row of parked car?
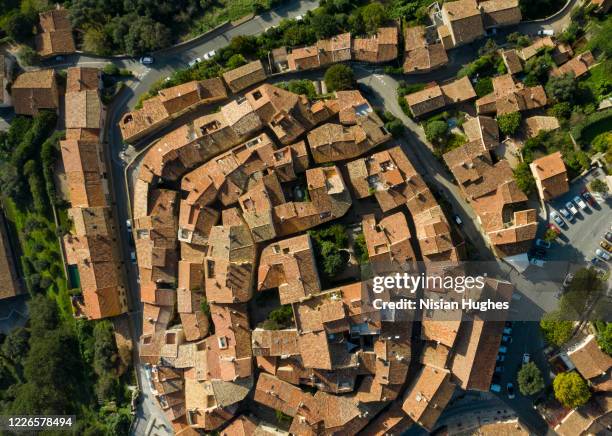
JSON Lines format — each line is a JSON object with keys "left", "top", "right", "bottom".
{"left": 594, "top": 229, "right": 612, "bottom": 264}
{"left": 491, "top": 323, "right": 518, "bottom": 399}
{"left": 550, "top": 188, "right": 597, "bottom": 228}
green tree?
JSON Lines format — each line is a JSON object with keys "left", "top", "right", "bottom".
{"left": 596, "top": 322, "right": 612, "bottom": 355}
{"left": 361, "top": 2, "right": 387, "bottom": 34}
{"left": 353, "top": 233, "right": 369, "bottom": 264}
{"left": 310, "top": 12, "right": 339, "bottom": 39}
{"left": 124, "top": 16, "right": 172, "bottom": 55}
{"left": 553, "top": 371, "right": 591, "bottom": 409}
{"left": 27, "top": 295, "right": 59, "bottom": 337}
{"left": 548, "top": 102, "right": 572, "bottom": 120}
{"left": 498, "top": 112, "right": 522, "bottom": 136}
{"left": 93, "top": 321, "right": 118, "bottom": 376}
{"left": 425, "top": 120, "right": 448, "bottom": 145}
{"left": 588, "top": 17, "right": 612, "bottom": 59}
{"left": 475, "top": 77, "right": 493, "bottom": 97}
{"left": 225, "top": 54, "right": 247, "bottom": 70}
{"left": 546, "top": 73, "right": 577, "bottom": 103}
{"left": 82, "top": 27, "right": 111, "bottom": 55}
{"left": 16, "top": 45, "right": 40, "bottom": 67}
{"left": 324, "top": 64, "right": 354, "bottom": 92}
{"left": 540, "top": 311, "right": 573, "bottom": 346}
{"left": 517, "top": 362, "right": 545, "bottom": 396}
{"left": 2, "top": 327, "right": 30, "bottom": 367}
{"left": 268, "top": 305, "right": 293, "bottom": 327}
{"left": 4, "top": 12, "right": 35, "bottom": 42}
{"left": 590, "top": 179, "right": 608, "bottom": 194}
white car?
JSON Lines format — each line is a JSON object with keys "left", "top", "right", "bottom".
{"left": 139, "top": 56, "right": 154, "bottom": 65}
{"left": 188, "top": 57, "right": 201, "bottom": 67}
{"left": 538, "top": 29, "right": 554, "bottom": 36}
{"left": 550, "top": 211, "right": 565, "bottom": 227}
{"left": 566, "top": 201, "right": 578, "bottom": 215}
{"left": 522, "top": 353, "right": 530, "bottom": 364}
{"left": 203, "top": 50, "right": 216, "bottom": 60}
{"left": 573, "top": 196, "right": 588, "bottom": 211}
{"left": 559, "top": 207, "right": 574, "bottom": 222}
{"left": 595, "top": 248, "right": 610, "bottom": 261}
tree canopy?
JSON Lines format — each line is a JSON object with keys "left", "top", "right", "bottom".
{"left": 553, "top": 371, "right": 591, "bottom": 409}
{"left": 324, "top": 64, "right": 355, "bottom": 92}
{"left": 497, "top": 112, "right": 522, "bottom": 136}
{"left": 540, "top": 311, "right": 574, "bottom": 347}
{"left": 518, "top": 362, "right": 545, "bottom": 396}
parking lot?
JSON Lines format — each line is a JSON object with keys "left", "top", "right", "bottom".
{"left": 544, "top": 167, "right": 611, "bottom": 268}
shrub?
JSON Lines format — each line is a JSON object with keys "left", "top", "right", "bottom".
{"left": 540, "top": 311, "right": 573, "bottom": 346}
{"left": 425, "top": 120, "right": 449, "bottom": 145}
{"left": 546, "top": 73, "right": 578, "bottom": 103}
{"left": 553, "top": 371, "right": 591, "bottom": 409}
{"left": 518, "top": 362, "right": 545, "bottom": 396}
{"left": 17, "top": 46, "right": 40, "bottom": 67}
{"left": 353, "top": 233, "right": 369, "bottom": 264}
{"left": 596, "top": 322, "right": 612, "bottom": 355}
{"left": 543, "top": 228, "right": 558, "bottom": 242}
{"left": 324, "top": 64, "right": 354, "bottom": 92}
{"left": 103, "top": 64, "right": 120, "bottom": 76}
{"left": 513, "top": 162, "right": 536, "bottom": 195}
{"left": 498, "top": 112, "right": 522, "bottom": 136}
{"left": 475, "top": 77, "right": 493, "bottom": 97}
{"left": 590, "top": 179, "right": 608, "bottom": 194}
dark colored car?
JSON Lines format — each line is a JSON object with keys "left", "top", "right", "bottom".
{"left": 581, "top": 189, "right": 597, "bottom": 207}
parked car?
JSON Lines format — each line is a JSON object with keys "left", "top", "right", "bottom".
{"left": 600, "top": 241, "right": 612, "bottom": 253}
{"left": 605, "top": 232, "right": 612, "bottom": 243}
{"left": 496, "top": 354, "right": 506, "bottom": 362}
{"left": 522, "top": 353, "right": 530, "bottom": 364}
{"left": 130, "top": 251, "right": 137, "bottom": 263}
{"left": 203, "top": 50, "right": 216, "bottom": 60}
{"left": 536, "top": 239, "right": 551, "bottom": 248}
{"left": 495, "top": 365, "right": 504, "bottom": 373}
{"left": 538, "top": 29, "right": 554, "bottom": 36}
{"left": 595, "top": 248, "right": 610, "bottom": 261}
{"left": 591, "top": 257, "right": 604, "bottom": 267}
{"left": 549, "top": 223, "right": 562, "bottom": 234}
{"left": 502, "top": 335, "right": 512, "bottom": 344}
{"left": 507, "top": 382, "right": 516, "bottom": 399}
{"left": 560, "top": 207, "right": 574, "bottom": 222}
{"left": 533, "top": 248, "right": 546, "bottom": 258}
{"left": 566, "top": 202, "right": 578, "bottom": 215}
{"left": 574, "top": 196, "right": 588, "bottom": 211}
{"left": 550, "top": 211, "right": 565, "bottom": 228}
{"left": 503, "top": 327, "right": 512, "bottom": 335}
{"left": 498, "top": 345, "right": 508, "bottom": 354}
{"left": 126, "top": 219, "right": 132, "bottom": 234}
{"left": 582, "top": 190, "right": 597, "bottom": 207}
{"left": 139, "top": 56, "right": 154, "bottom": 65}
{"left": 188, "top": 57, "right": 201, "bottom": 67}
{"left": 530, "top": 257, "right": 545, "bottom": 267}
{"left": 453, "top": 215, "right": 463, "bottom": 225}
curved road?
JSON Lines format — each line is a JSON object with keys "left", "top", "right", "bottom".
{"left": 33, "top": 0, "right": 581, "bottom": 434}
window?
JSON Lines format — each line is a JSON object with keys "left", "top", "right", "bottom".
{"left": 207, "top": 260, "right": 215, "bottom": 278}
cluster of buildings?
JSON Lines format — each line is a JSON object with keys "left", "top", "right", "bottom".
{"left": 59, "top": 67, "right": 128, "bottom": 319}
{"left": 129, "top": 75, "right": 520, "bottom": 435}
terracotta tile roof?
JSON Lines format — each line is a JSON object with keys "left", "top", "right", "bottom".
{"left": 222, "top": 60, "right": 267, "bottom": 93}
{"left": 316, "top": 32, "right": 352, "bottom": 65}
{"left": 463, "top": 115, "right": 499, "bottom": 151}
{"left": 287, "top": 46, "right": 321, "bottom": 71}
{"left": 478, "top": 418, "right": 530, "bottom": 435}
{"left": 441, "top": 0, "right": 484, "bottom": 47}
{"left": 401, "top": 365, "right": 455, "bottom": 431}
{"left": 450, "top": 306, "right": 509, "bottom": 391}
{"left": 362, "top": 401, "right": 414, "bottom": 435}
{"left": 120, "top": 78, "right": 227, "bottom": 143}
{"left": 362, "top": 212, "right": 416, "bottom": 274}
{"left": 403, "top": 26, "right": 449, "bottom": 73}
{"left": 0, "top": 213, "right": 21, "bottom": 299}
{"left": 480, "top": 0, "right": 522, "bottom": 28}
{"left": 60, "top": 139, "right": 106, "bottom": 208}
{"left": 353, "top": 27, "right": 399, "bottom": 63}
{"left": 12, "top": 69, "right": 59, "bottom": 116}
{"left": 65, "top": 90, "right": 102, "bottom": 129}
{"left": 66, "top": 67, "right": 100, "bottom": 92}
{"left": 252, "top": 329, "right": 300, "bottom": 357}
{"left": 257, "top": 234, "right": 321, "bottom": 304}
{"left": 523, "top": 115, "right": 560, "bottom": 138}
{"left": 219, "top": 415, "right": 258, "bottom": 436}
{"left": 315, "top": 390, "right": 365, "bottom": 432}
{"left": 501, "top": 49, "right": 523, "bottom": 75}
{"left": 520, "top": 37, "right": 556, "bottom": 60}
{"left": 254, "top": 373, "right": 322, "bottom": 424}
{"left": 204, "top": 223, "right": 256, "bottom": 303}
{"left": 554, "top": 394, "right": 612, "bottom": 436}
{"left": 441, "top": 76, "right": 477, "bottom": 104}
{"left": 568, "top": 335, "right": 612, "bottom": 381}
{"left": 476, "top": 75, "right": 546, "bottom": 115}
{"left": 551, "top": 51, "right": 596, "bottom": 78}
{"left": 36, "top": 7, "right": 75, "bottom": 57}
{"left": 529, "top": 151, "right": 568, "bottom": 201}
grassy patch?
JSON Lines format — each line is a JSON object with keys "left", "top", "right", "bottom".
{"left": 188, "top": 0, "right": 264, "bottom": 38}
{"left": 579, "top": 61, "right": 612, "bottom": 104}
